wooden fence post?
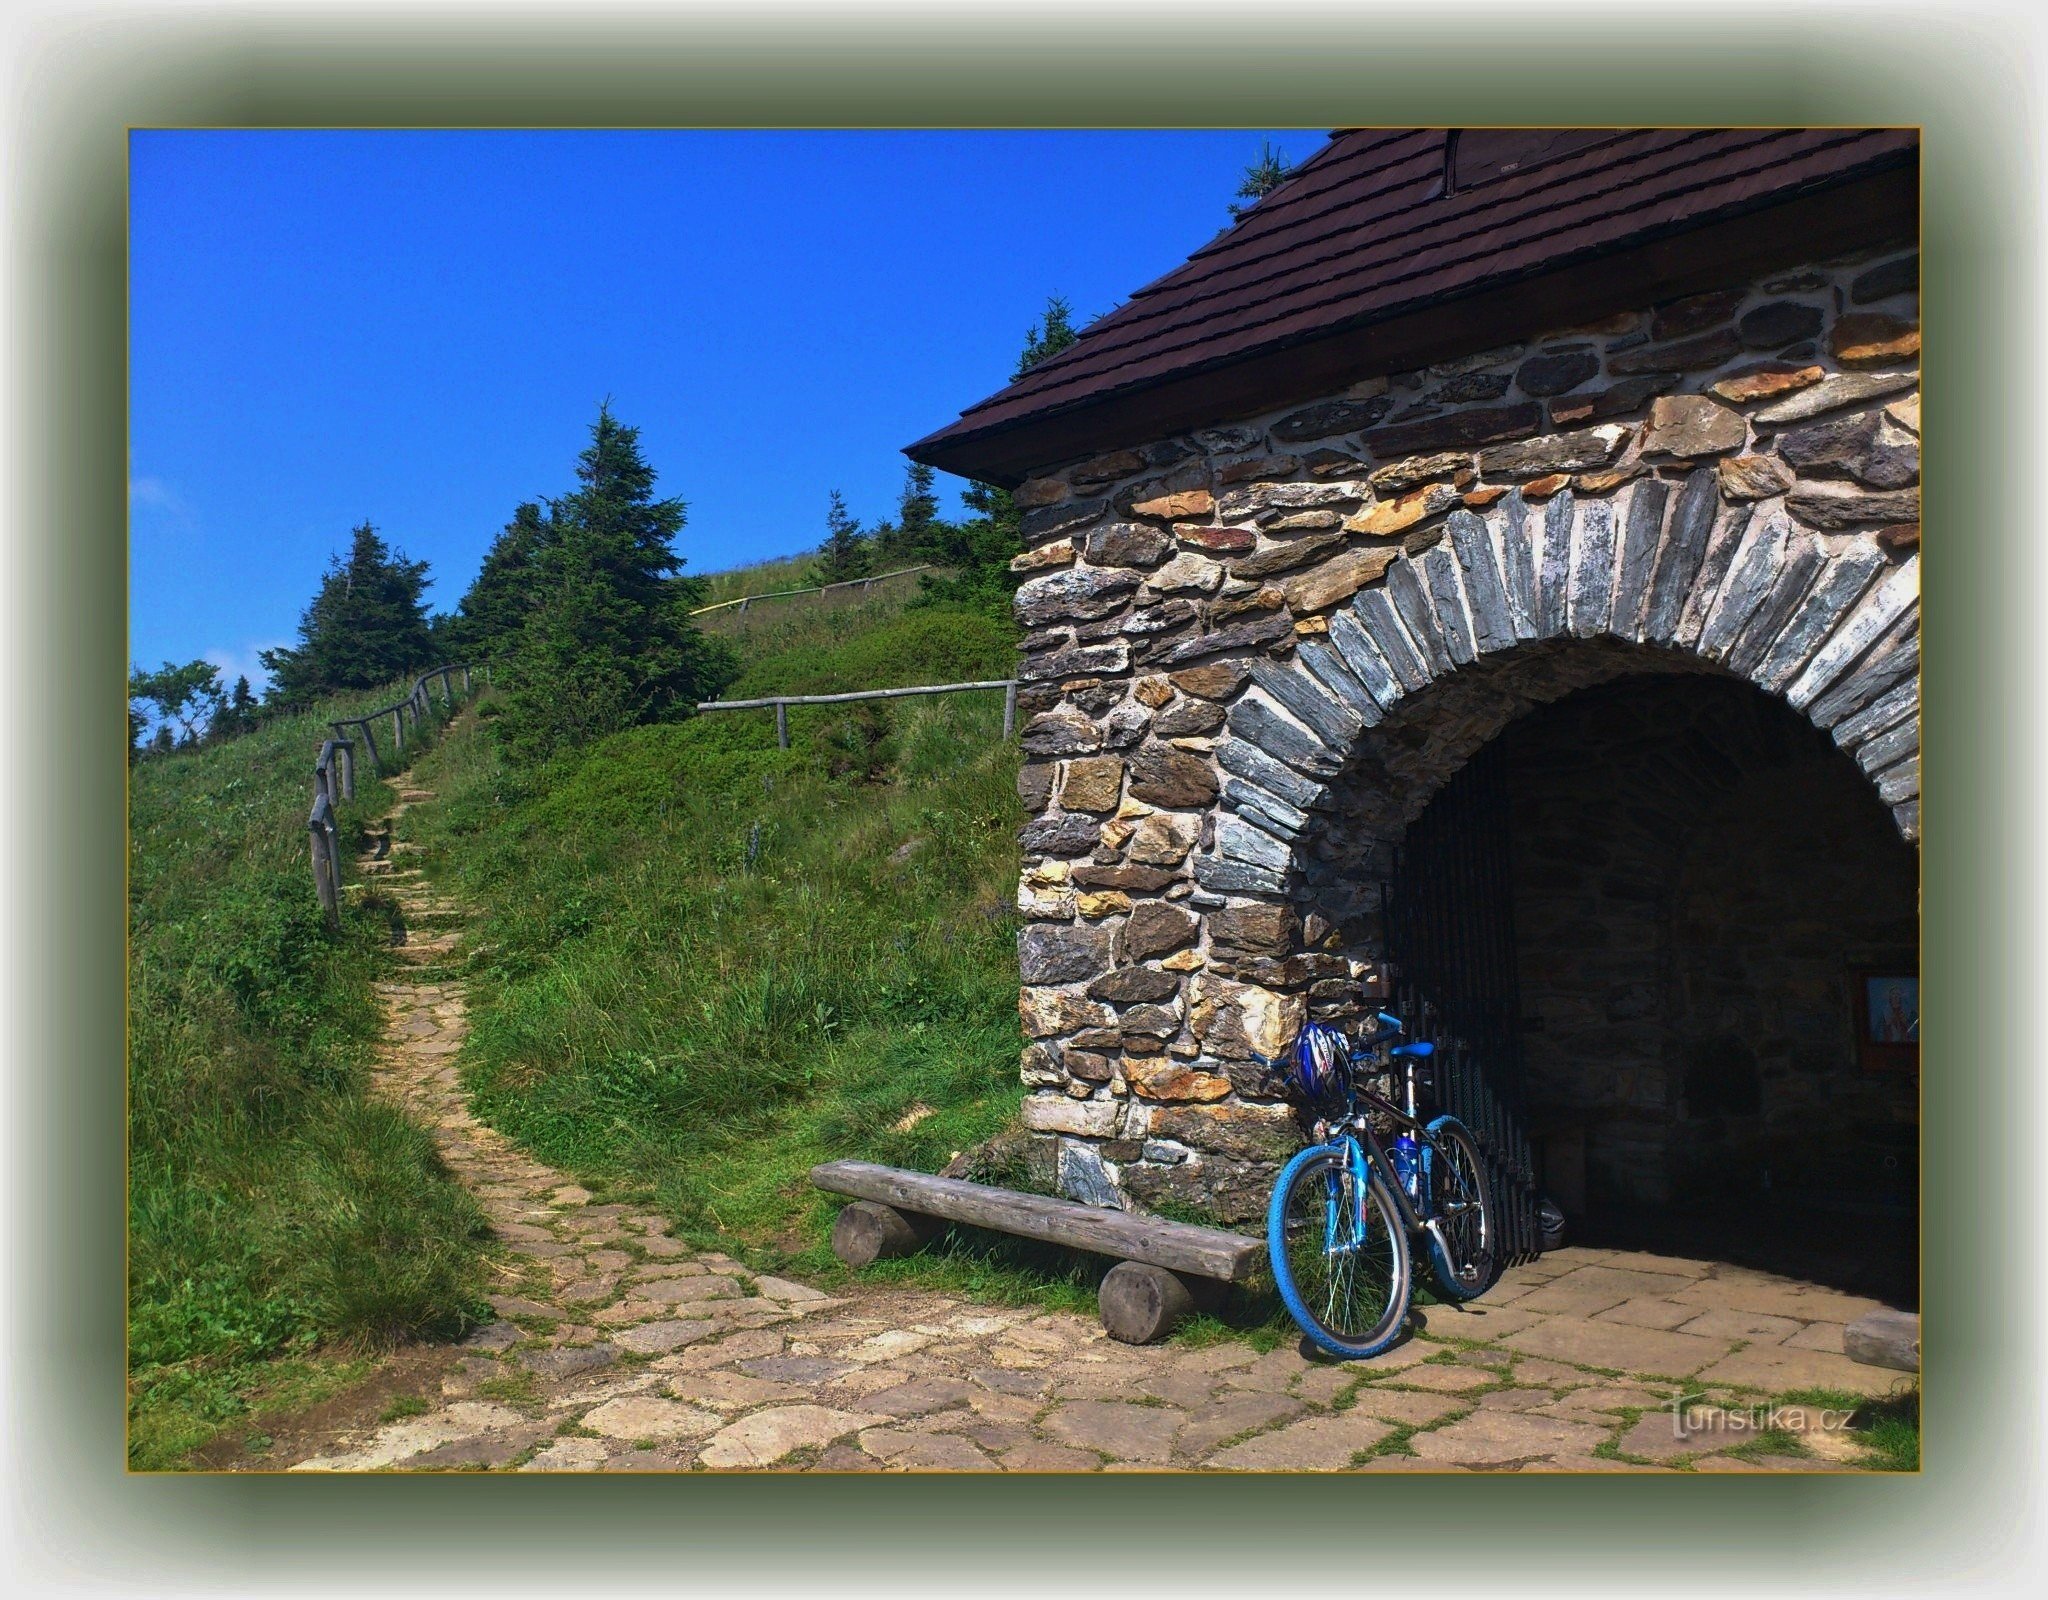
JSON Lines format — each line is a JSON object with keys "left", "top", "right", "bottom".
{"left": 1003, "top": 680, "right": 1018, "bottom": 740}
{"left": 463, "top": 665, "right": 473, "bottom": 693}
{"left": 308, "top": 808, "right": 339, "bottom": 928}
{"left": 339, "top": 740, "right": 355, "bottom": 799}
{"left": 393, "top": 707, "right": 404, "bottom": 752}
{"left": 775, "top": 701, "right": 789, "bottom": 749}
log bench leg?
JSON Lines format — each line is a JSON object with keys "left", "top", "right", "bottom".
{"left": 1098, "top": 1261, "right": 1219, "bottom": 1345}
{"left": 830, "top": 1201, "right": 944, "bottom": 1268}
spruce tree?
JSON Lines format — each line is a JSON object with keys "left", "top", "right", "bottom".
{"left": 895, "top": 462, "right": 940, "bottom": 558}
{"left": 812, "top": 490, "right": 872, "bottom": 584}
{"left": 495, "top": 404, "right": 735, "bottom": 763}
{"left": 448, "top": 500, "right": 555, "bottom": 659}
{"left": 1229, "top": 141, "right": 1295, "bottom": 220}
{"left": 260, "top": 523, "right": 436, "bottom": 703}
{"left": 208, "top": 674, "right": 260, "bottom": 741}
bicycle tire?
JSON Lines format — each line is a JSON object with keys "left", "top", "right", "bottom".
{"left": 1266, "top": 1140, "right": 1412, "bottom": 1360}
{"left": 1423, "top": 1114, "right": 1497, "bottom": 1300}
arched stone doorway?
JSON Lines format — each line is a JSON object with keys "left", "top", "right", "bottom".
{"left": 1014, "top": 466, "right": 1920, "bottom": 1270}
{"left": 1364, "top": 668, "right": 1919, "bottom": 1295}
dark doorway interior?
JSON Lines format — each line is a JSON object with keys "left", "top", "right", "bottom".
{"left": 1391, "top": 673, "right": 1919, "bottom": 1304}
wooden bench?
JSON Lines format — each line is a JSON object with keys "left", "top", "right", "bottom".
{"left": 810, "top": 1160, "right": 1266, "bottom": 1344}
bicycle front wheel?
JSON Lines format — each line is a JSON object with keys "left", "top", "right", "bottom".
{"left": 1267, "top": 1141, "right": 1412, "bottom": 1360}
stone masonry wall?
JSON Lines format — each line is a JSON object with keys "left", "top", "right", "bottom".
{"left": 1004, "top": 244, "right": 1921, "bottom": 1222}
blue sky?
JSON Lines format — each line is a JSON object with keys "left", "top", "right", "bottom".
{"left": 129, "top": 129, "right": 1312, "bottom": 689}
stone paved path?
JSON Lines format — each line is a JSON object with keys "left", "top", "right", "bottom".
{"left": 273, "top": 774, "right": 1913, "bottom": 1474}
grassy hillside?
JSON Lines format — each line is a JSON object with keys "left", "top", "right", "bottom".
{"left": 126, "top": 693, "right": 490, "bottom": 1468}
{"left": 397, "top": 602, "right": 1043, "bottom": 1287}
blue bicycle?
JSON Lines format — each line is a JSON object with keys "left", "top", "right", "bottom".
{"left": 1266, "top": 1011, "right": 1497, "bottom": 1359}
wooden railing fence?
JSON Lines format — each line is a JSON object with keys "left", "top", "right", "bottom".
{"left": 306, "top": 663, "right": 477, "bottom": 926}
{"left": 696, "top": 677, "right": 1020, "bottom": 747}
{"left": 306, "top": 661, "right": 1015, "bottom": 919}
{"left": 687, "top": 564, "right": 934, "bottom": 618}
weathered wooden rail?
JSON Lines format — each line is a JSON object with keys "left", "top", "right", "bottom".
{"left": 306, "top": 663, "right": 476, "bottom": 926}
{"left": 812, "top": 1160, "right": 1266, "bottom": 1343}
{"left": 687, "top": 564, "right": 934, "bottom": 618}
{"left": 697, "top": 678, "right": 1020, "bottom": 748}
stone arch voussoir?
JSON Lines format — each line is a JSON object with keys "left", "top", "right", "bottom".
{"left": 1208, "top": 470, "right": 1921, "bottom": 941}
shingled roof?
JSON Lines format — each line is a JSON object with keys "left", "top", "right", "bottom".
{"left": 908, "top": 127, "right": 1918, "bottom": 485}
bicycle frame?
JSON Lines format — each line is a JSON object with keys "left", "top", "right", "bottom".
{"left": 1314, "top": 1047, "right": 1469, "bottom": 1268}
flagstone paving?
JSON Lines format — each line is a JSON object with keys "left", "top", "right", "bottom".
{"left": 264, "top": 769, "right": 1915, "bottom": 1475}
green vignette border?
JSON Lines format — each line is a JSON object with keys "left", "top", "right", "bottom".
{"left": 15, "top": 2, "right": 2032, "bottom": 1592}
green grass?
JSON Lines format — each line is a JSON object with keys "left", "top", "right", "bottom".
{"left": 694, "top": 551, "right": 825, "bottom": 607}
{"left": 400, "top": 606, "right": 1031, "bottom": 1281}
{"left": 1777, "top": 1384, "right": 1920, "bottom": 1471}
{"left": 127, "top": 688, "right": 493, "bottom": 1469}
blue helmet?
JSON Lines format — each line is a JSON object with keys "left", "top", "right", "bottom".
{"left": 1291, "top": 1021, "right": 1350, "bottom": 1108}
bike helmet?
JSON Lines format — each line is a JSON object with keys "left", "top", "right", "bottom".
{"left": 1290, "top": 1021, "right": 1351, "bottom": 1109}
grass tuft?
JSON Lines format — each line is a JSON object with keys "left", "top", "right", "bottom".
{"left": 128, "top": 690, "right": 492, "bottom": 1467}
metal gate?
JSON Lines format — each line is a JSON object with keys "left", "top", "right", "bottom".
{"left": 1385, "top": 738, "right": 1546, "bottom": 1266}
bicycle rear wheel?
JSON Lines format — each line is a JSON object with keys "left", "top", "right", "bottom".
{"left": 1266, "top": 1141, "right": 1411, "bottom": 1360}
{"left": 1423, "top": 1114, "right": 1497, "bottom": 1299}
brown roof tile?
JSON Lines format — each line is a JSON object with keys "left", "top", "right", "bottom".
{"left": 909, "top": 128, "right": 1917, "bottom": 483}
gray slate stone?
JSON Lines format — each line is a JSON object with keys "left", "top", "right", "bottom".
{"left": 1247, "top": 659, "right": 1363, "bottom": 749}
{"left": 1672, "top": 505, "right": 1754, "bottom": 649}
{"left": 1873, "top": 753, "right": 1919, "bottom": 803}
{"left": 1216, "top": 813, "right": 1292, "bottom": 872}
{"left": 1271, "top": 396, "right": 1393, "bottom": 442}
{"left": 1421, "top": 543, "right": 1476, "bottom": 665}
{"left": 1384, "top": 558, "right": 1453, "bottom": 674}
{"left": 1536, "top": 489, "right": 1574, "bottom": 638}
{"left": 1325, "top": 607, "right": 1402, "bottom": 708}
{"left": 1058, "top": 1141, "right": 1124, "bottom": 1208}
{"left": 1787, "top": 557, "right": 1920, "bottom": 710}
{"left": 1516, "top": 348, "right": 1600, "bottom": 396}
{"left": 1347, "top": 589, "right": 1430, "bottom": 692}
{"left": 1151, "top": 608, "right": 1294, "bottom": 666}
{"left": 1808, "top": 611, "right": 1918, "bottom": 725}
{"left": 1778, "top": 412, "right": 1919, "bottom": 490}
{"left": 1698, "top": 512, "right": 1789, "bottom": 660}
{"left": 1018, "top": 925, "right": 1113, "bottom": 985}
{"left": 1850, "top": 254, "right": 1918, "bottom": 304}
{"left": 1727, "top": 534, "right": 1826, "bottom": 679}
{"left": 1786, "top": 482, "right": 1921, "bottom": 531}
{"left": 1293, "top": 637, "right": 1378, "bottom": 724}
{"left": 1216, "top": 735, "right": 1326, "bottom": 810}
{"left": 1014, "top": 565, "right": 1140, "bottom": 626}
{"left": 1856, "top": 717, "right": 1918, "bottom": 774}
{"left": 1755, "top": 545, "right": 1886, "bottom": 691}
{"left": 1566, "top": 496, "right": 1616, "bottom": 638}
{"left": 1222, "top": 778, "right": 1309, "bottom": 840}
{"left": 1495, "top": 491, "right": 1537, "bottom": 638}
{"left": 1753, "top": 370, "right": 1916, "bottom": 425}
{"left": 1608, "top": 477, "right": 1670, "bottom": 637}
{"left": 1448, "top": 509, "right": 1515, "bottom": 653}
{"left": 1641, "top": 469, "right": 1721, "bottom": 644}
{"left": 1020, "top": 497, "right": 1109, "bottom": 543}
{"left": 1019, "top": 813, "right": 1102, "bottom": 858}
{"left": 1017, "top": 641, "right": 1129, "bottom": 682}
{"left": 1193, "top": 853, "right": 1288, "bottom": 896}
{"left": 1830, "top": 678, "right": 1919, "bottom": 752}
{"left": 1227, "top": 694, "right": 1343, "bottom": 777}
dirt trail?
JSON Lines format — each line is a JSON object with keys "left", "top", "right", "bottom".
{"left": 256, "top": 773, "right": 1898, "bottom": 1474}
